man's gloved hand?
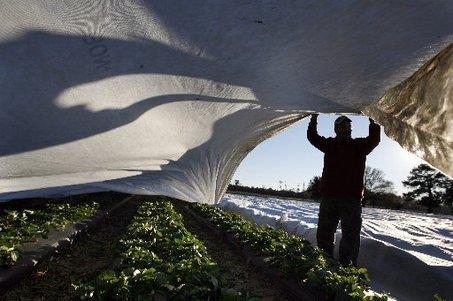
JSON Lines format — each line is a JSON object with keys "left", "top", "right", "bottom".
{"left": 369, "top": 117, "right": 376, "bottom": 124}
{"left": 311, "top": 113, "right": 319, "bottom": 122}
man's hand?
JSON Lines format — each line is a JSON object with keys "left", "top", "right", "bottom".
{"left": 310, "top": 114, "right": 319, "bottom": 122}
{"left": 369, "top": 117, "right": 376, "bottom": 124}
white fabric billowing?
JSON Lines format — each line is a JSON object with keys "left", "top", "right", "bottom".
{"left": 0, "top": 1, "right": 452, "bottom": 203}
{"left": 364, "top": 45, "right": 453, "bottom": 176}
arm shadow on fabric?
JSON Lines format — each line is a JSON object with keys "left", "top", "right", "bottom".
{"left": 0, "top": 30, "right": 352, "bottom": 156}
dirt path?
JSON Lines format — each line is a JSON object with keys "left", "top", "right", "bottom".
{"left": 2, "top": 195, "right": 141, "bottom": 301}
{"left": 172, "top": 200, "right": 288, "bottom": 301}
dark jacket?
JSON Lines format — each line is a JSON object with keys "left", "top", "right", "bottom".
{"left": 307, "top": 119, "right": 380, "bottom": 199}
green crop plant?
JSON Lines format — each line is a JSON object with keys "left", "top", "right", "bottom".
{"left": 74, "top": 198, "right": 221, "bottom": 300}
{"left": 0, "top": 202, "right": 99, "bottom": 267}
{"left": 191, "top": 203, "right": 390, "bottom": 301}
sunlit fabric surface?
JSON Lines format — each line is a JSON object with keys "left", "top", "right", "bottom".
{"left": 0, "top": 1, "right": 452, "bottom": 203}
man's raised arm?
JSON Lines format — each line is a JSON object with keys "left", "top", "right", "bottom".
{"left": 307, "top": 114, "right": 329, "bottom": 153}
{"left": 360, "top": 118, "right": 381, "bottom": 155}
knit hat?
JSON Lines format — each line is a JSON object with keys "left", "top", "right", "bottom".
{"left": 334, "top": 115, "right": 352, "bottom": 126}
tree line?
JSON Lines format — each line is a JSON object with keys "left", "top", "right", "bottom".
{"left": 229, "top": 164, "right": 453, "bottom": 214}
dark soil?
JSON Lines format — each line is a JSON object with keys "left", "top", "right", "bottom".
{"left": 1, "top": 195, "right": 141, "bottom": 301}
{"left": 2, "top": 195, "right": 289, "bottom": 300}
{"left": 172, "top": 200, "right": 288, "bottom": 301}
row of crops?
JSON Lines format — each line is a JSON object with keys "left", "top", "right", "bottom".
{"left": 73, "top": 199, "right": 222, "bottom": 300}
{"left": 0, "top": 201, "right": 100, "bottom": 266}
{"left": 190, "top": 203, "right": 389, "bottom": 301}
{"left": 1, "top": 195, "right": 391, "bottom": 300}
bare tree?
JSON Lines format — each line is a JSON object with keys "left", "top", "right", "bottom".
{"left": 364, "top": 166, "right": 394, "bottom": 193}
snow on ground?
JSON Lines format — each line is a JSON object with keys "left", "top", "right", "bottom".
{"left": 219, "top": 193, "right": 453, "bottom": 301}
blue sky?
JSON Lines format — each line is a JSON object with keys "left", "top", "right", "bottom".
{"left": 232, "top": 114, "right": 425, "bottom": 195}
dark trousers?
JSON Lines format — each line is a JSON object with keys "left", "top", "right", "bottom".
{"left": 316, "top": 198, "right": 362, "bottom": 266}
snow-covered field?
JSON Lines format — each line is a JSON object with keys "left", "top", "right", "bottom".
{"left": 219, "top": 193, "right": 453, "bottom": 301}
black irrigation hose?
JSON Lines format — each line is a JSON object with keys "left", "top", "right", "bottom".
{"left": 0, "top": 195, "right": 135, "bottom": 294}
{"left": 179, "top": 203, "right": 327, "bottom": 301}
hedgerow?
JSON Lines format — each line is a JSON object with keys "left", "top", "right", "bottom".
{"left": 191, "top": 203, "right": 390, "bottom": 301}
{"left": 0, "top": 202, "right": 99, "bottom": 267}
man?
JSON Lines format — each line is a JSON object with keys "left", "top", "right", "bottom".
{"left": 307, "top": 114, "right": 380, "bottom": 266}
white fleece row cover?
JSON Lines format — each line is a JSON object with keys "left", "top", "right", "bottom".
{"left": 0, "top": 1, "right": 452, "bottom": 203}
